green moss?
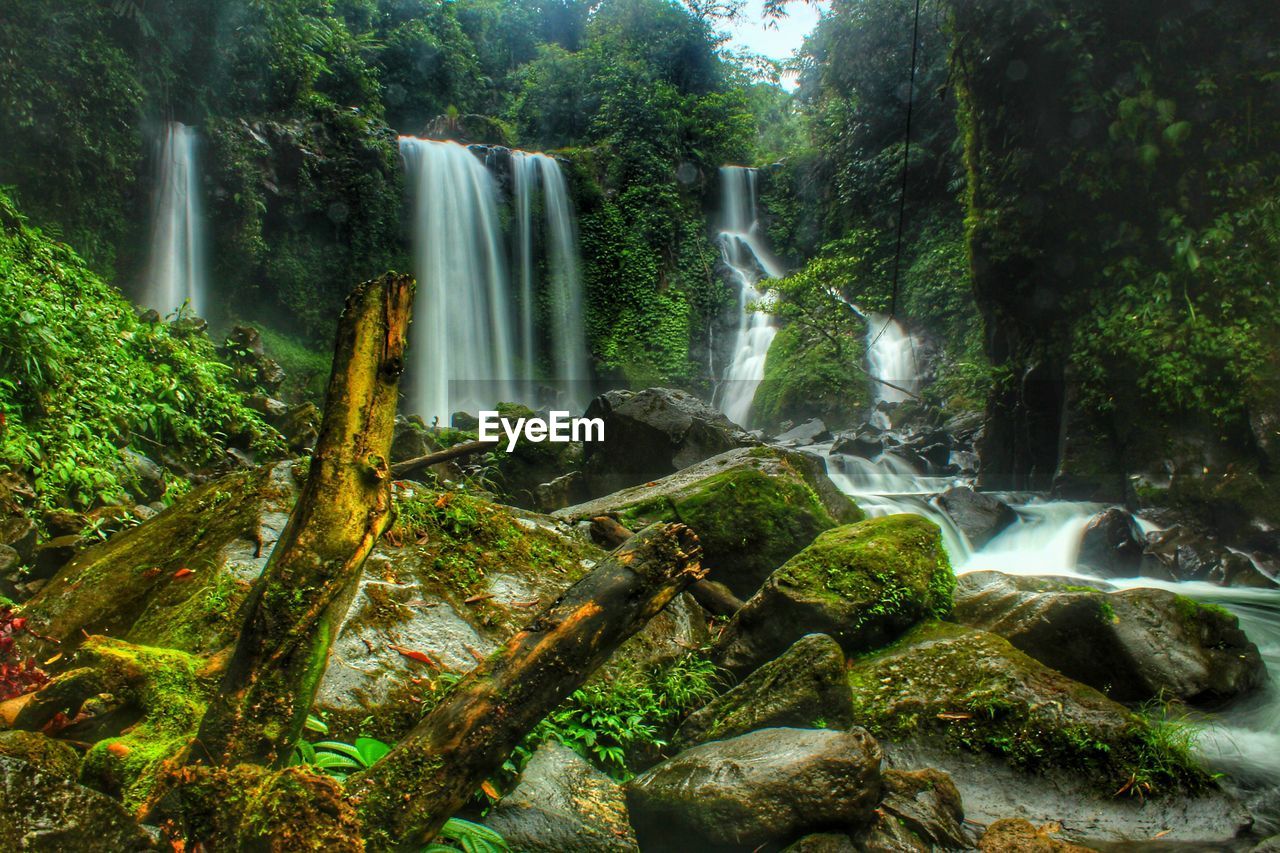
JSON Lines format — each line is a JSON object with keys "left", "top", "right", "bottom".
{"left": 779, "top": 515, "right": 953, "bottom": 622}
{"left": 846, "top": 621, "right": 1205, "bottom": 794}
{"left": 753, "top": 323, "right": 870, "bottom": 431}
{"left": 0, "top": 730, "right": 81, "bottom": 778}
{"left": 77, "top": 638, "right": 211, "bottom": 814}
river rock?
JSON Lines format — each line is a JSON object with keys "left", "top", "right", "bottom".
{"left": 625, "top": 727, "right": 883, "bottom": 851}
{"left": 978, "top": 818, "right": 1094, "bottom": 852}
{"left": 673, "top": 633, "right": 853, "bottom": 750}
{"left": 0, "top": 756, "right": 155, "bottom": 851}
{"left": 0, "top": 515, "right": 36, "bottom": 565}
{"left": 831, "top": 430, "right": 885, "bottom": 459}
{"left": 935, "top": 486, "right": 1017, "bottom": 549}
{"left": 953, "top": 571, "right": 1265, "bottom": 704}
{"left": 782, "top": 834, "right": 856, "bottom": 852}
{"left": 854, "top": 768, "right": 970, "bottom": 851}
{"left": 485, "top": 742, "right": 638, "bottom": 853}
{"left": 774, "top": 419, "right": 831, "bottom": 446}
{"left": 581, "top": 388, "right": 755, "bottom": 496}
{"left": 0, "top": 732, "right": 81, "bottom": 779}
{"left": 558, "top": 445, "right": 861, "bottom": 597}
{"left": 1077, "top": 508, "right": 1146, "bottom": 577}
{"left": 714, "top": 515, "right": 952, "bottom": 676}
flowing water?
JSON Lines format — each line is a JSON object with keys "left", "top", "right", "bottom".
{"left": 400, "top": 138, "right": 517, "bottom": 423}
{"left": 144, "top": 122, "right": 207, "bottom": 317}
{"left": 715, "top": 166, "right": 785, "bottom": 427}
{"left": 809, "top": 315, "right": 1280, "bottom": 835}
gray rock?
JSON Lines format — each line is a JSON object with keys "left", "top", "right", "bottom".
{"left": 0, "top": 515, "right": 37, "bottom": 563}
{"left": 625, "top": 727, "right": 883, "bottom": 852}
{"left": 581, "top": 388, "right": 755, "bottom": 496}
{"left": 953, "top": 571, "right": 1265, "bottom": 704}
{"left": 831, "top": 430, "right": 885, "bottom": 459}
{"left": 781, "top": 833, "right": 857, "bottom": 852}
{"left": 0, "top": 756, "right": 155, "bottom": 850}
{"left": 935, "top": 486, "right": 1017, "bottom": 549}
{"left": 0, "top": 732, "right": 81, "bottom": 779}
{"left": 485, "top": 742, "right": 638, "bottom": 852}
{"left": 1077, "top": 508, "right": 1146, "bottom": 577}
{"left": 774, "top": 419, "right": 831, "bottom": 446}
{"left": 1252, "top": 835, "right": 1280, "bottom": 853}
{"left": 0, "top": 543, "right": 19, "bottom": 574}
{"left": 673, "top": 634, "right": 853, "bottom": 750}
{"left": 122, "top": 449, "right": 166, "bottom": 503}
{"left": 855, "top": 768, "right": 969, "bottom": 851}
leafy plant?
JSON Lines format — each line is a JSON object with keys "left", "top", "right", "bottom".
{"left": 422, "top": 818, "right": 509, "bottom": 853}
{"left": 290, "top": 733, "right": 390, "bottom": 782}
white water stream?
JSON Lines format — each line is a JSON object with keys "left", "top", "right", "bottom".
{"left": 143, "top": 122, "right": 207, "bottom": 317}
{"left": 715, "top": 166, "right": 785, "bottom": 427}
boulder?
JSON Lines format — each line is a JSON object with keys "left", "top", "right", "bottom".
{"left": 625, "top": 727, "right": 883, "bottom": 852}
{"left": 0, "top": 756, "right": 155, "bottom": 850}
{"left": 275, "top": 402, "right": 321, "bottom": 453}
{"left": 953, "top": 571, "right": 1265, "bottom": 704}
{"left": 854, "top": 768, "right": 970, "bottom": 851}
{"left": 935, "top": 487, "right": 1017, "bottom": 549}
{"left": 557, "top": 446, "right": 861, "bottom": 597}
{"left": 0, "top": 732, "right": 81, "bottom": 779}
{"left": 29, "top": 535, "right": 82, "bottom": 581}
{"left": 485, "top": 742, "right": 638, "bottom": 852}
{"left": 581, "top": 388, "right": 755, "bottom": 496}
{"left": 774, "top": 419, "right": 831, "bottom": 446}
{"left": 781, "top": 834, "right": 857, "bottom": 852}
{"left": 978, "top": 818, "right": 1094, "bottom": 852}
{"left": 673, "top": 634, "right": 853, "bottom": 750}
{"left": 1252, "top": 835, "right": 1280, "bottom": 853}
{"left": 845, "top": 621, "right": 1206, "bottom": 792}
{"left": 0, "top": 544, "right": 20, "bottom": 575}
{"left": 1077, "top": 508, "right": 1145, "bottom": 577}
{"left": 831, "top": 430, "right": 885, "bottom": 459}
{"left": 488, "top": 403, "right": 584, "bottom": 508}
{"left": 0, "top": 516, "right": 37, "bottom": 564}
{"left": 714, "top": 515, "right": 953, "bottom": 676}
{"left": 122, "top": 449, "right": 166, "bottom": 503}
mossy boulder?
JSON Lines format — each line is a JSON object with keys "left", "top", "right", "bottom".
{"left": 714, "top": 514, "right": 952, "bottom": 676}
{"left": 558, "top": 446, "right": 862, "bottom": 597}
{"left": 953, "top": 571, "right": 1266, "bottom": 705}
{"left": 0, "top": 755, "right": 155, "bottom": 851}
{"left": 0, "top": 731, "right": 81, "bottom": 779}
{"left": 845, "top": 621, "right": 1205, "bottom": 793}
{"left": 625, "top": 727, "right": 883, "bottom": 852}
{"left": 672, "top": 634, "right": 853, "bottom": 750}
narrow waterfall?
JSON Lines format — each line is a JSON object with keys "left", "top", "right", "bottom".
{"left": 512, "top": 152, "right": 588, "bottom": 412}
{"left": 864, "top": 314, "right": 919, "bottom": 408}
{"left": 400, "top": 138, "right": 517, "bottom": 423}
{"left": 715, "top": 165, "right": 785, "bottom": 427}
{"left": 144, "top": 122, "right": 206, "bottom": 317}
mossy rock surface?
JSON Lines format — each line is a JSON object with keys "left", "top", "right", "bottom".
{"left": 845, "top": 621, "right": 1205, "bottom": 793}
{"left": 673, "top": 633, "right": 852, "bottom": 750}
{"left": 953, "top": 571, "right": 1265, "bottom": 705}
{"left": 0, "top": 730, "right": 81, "bottom": 779}
{"left": 0, "top": 755, "right": 155, "bottom": 851}
{"left": 715, "top": 514, "right": 952, "bottom": 675}
{"left": 558, "top": 446, "right": 862, "bottom": 597}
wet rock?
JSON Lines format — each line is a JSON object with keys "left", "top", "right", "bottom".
{"left": 1252, "top": 835, "right": 1280, "bottom": 853}
{"left": 0, "top": 755, "right": 155, "bottom": 850}
{"left": 485, "top": 742, "right": 638, "bottom": 853}
{"left": 846, "top": 621, "right": 1209, "bottom": 792}
{"left": 533, "top": 471, "right": 588, "bottom": 513}
{"left": 30, "top": 535, "right": 82, "bottom": 581}
{"left": 625, "top": 727, "right": 882, "bottom": 852}
{"left": 41, "top": 508, "right": 86, "bottom": 538}
{"left": 673, "top": 634, "right": 853, "bottom": 750}
{"left": 0, "top": 544, "right": 20, "bottom": 575}
{"left": 936, "top": 487, "right": 1017, "bottom": 549}
{"left": 219, "top": 325, "right": 284, "bottom": 393}
{"left": 831, "top": 430, "right": 884, "bottom": 459}
{"left": 0, "top": 516, "right": 37, "bottom": 564}
{"left": 1210, "top": 550, "right": 1279, "bottom": 588}
{"left": 246, "top": 395, "right": 289, "bottom": 420}
{"left": 782, "top": 833, "right": 856, "bottom": 852}
{"left": 581, "top": 388, "right": 755, "bottom": 496}
{"left": 714, "top": 515, "right": 952, "bottom": 676}
{"left": 978, "top": 818, "right": 1094, "bottom": 852}
{"left": 952, "top": 571, "right": 1265, "bottom": 705}
{"left": 1077, "top": 508, "right": 1146, "bottom": 577}
{"left": 124, "top": 451, "right": 169, "bottom": 504}
{"left": 0, "top": 732, "right": 81, "bottom": 779}
{"left": 487, "top": 403, "right": 584, "bottom": 508}
{"left": 774, "top": 419, "right": 831, "bottom": 446}
{"left": 854, "top": 768, "right": 970, "bottom": 851}
{"left": 558, "top": 446, "right": 861, "bottom": 598}
{"left": 391, "top": 415, "right": 431, "bottom": 463}
{"left": 275, "top": 402, "right": 320, "bottom": 453}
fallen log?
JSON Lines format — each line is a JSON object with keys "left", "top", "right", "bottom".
{"left": 193, "top": 272, "right": 415, "bottom": 768}
{"left": 389, "top": 437, "right": 499, "bottom": 478}
{"left": 345, "top": 521, "right": 704, "bottom": 850}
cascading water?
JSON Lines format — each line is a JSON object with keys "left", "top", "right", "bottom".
{"left": 715, "top": 166, "right": 786, "bottom": 427}
{"left": 400, "top": 138, "right": 517, "bottom": 423}
{"left": 512, "top": 152, "right": 588, "bottom": 411}
{"left": 143, "top": 122, "right": 206, "bottom": 317}
{"left": 512, "top": 153, "right": 538, "bottom": 403}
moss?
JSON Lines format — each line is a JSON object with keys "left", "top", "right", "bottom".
{"left": 753, "top": 324, "right": 870, "bottom": 431}
{"left": 846, "top": 621, "right": 1206, "bottom": 794}
{"left": 0, "top": 730, "right": 81, "bottom": 779}
{"left": 239, "top": 767, "right": 363, "bottom": 851}
{"left": 1172, "top": 594, "right": 1232, "bottom": 624}
{"left": 77, "top": 638, "right": 212, "bottom": 814}
{"left": 778, "top": 515, "right": 953, "bottom": 622}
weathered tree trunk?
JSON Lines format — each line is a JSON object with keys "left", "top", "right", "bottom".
{"left": 389, "top": 437, "right": 499, "bottom": 478}
{"left": 345, "top": 522, "right": 704, "bottom": 850}
{"left": 193, "top": 273, "right": 415, "bottom": 768}
{"left": 591, "top": 516, "right": 743, "bottom": 615}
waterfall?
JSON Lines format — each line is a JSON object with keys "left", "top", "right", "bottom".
{"left": 715, "top": 166, "right": 785, "bottom": 428}
{"left": 512, "top": 152, "right": 588, "bottom": 412}
{"left": 144, "top": 122, "right": 206, "bottom": 317}
{"left": 400, "top": 138, "right": 517, "bottom": 423}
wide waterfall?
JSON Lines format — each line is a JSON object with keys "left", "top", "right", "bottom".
{"left": 400, "top": 138, "right": 517, "bottom": 423}
{"left": 511, "top": 152, "right": 588, "bottom": 411}
{"left": 715, "top": 165, "right": 785, "bottom": 427}
{"left": 143, "top": 122, "right": 206, "bottom": 317}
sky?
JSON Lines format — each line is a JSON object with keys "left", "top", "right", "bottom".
{"left": 724, "top": 0, "right": 826, "bottom": 87}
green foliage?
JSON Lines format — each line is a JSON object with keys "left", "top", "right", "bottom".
{"left": 522, "top": 653, "right": 721, "bottom": 780}
{"left": 0, "top": 190, "right": 279, "bottom": 510}
{"left": 424, "top": 818, "right": 510, "bottom": 853}
{"left": 290, "top": 735, "right": 391, "bottom": 781}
